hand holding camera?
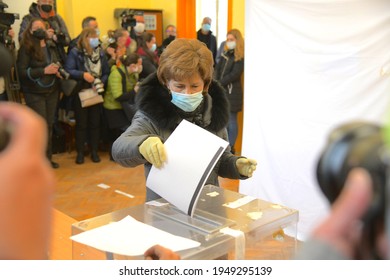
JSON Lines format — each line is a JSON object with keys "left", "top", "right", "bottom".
{"left": 316, "top": 122, "right": 388, "bottom": 259}
{"left": 44, "top": 63, "right": 59, "bottom": 75}
{"left": 93, "top": 78, "right": 104, "bottom": 93}
{"left": 83, "top": 73, "right": 104, "bottom": 93}
{"left": 46, "top": 28, "right": 55, "bottom": 40}
{"left": 83, "top": 72, "right": 94, "bottom": 83}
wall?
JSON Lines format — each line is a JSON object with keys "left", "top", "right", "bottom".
{"left": 9, "top": 1, "right": 240, "bottom": 43}
{"left": 232, "top": 0, "right": 245, "bottom": 35}
{"left": 57, "top": 0, "right": 177, "bottom": 40}
{"left": 6, "top": 1, "right": 31, "bottom": 48}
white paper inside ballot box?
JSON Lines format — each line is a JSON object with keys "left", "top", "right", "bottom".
{"left": 147, "top": 120, "right": 229, "bottom": 216}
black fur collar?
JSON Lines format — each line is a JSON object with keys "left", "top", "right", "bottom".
{"left": 136, "top": 73, "right": 230, "bottom": 132}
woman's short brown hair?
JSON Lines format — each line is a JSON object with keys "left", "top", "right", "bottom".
{"left": 157, "top": 38, "right": 213, "bottom": 89}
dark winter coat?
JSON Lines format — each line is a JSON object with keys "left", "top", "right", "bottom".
{"left": 65, "top": 47, "right": 110, "bottom": 92}
{"left": 214, "top": 50, "right": 244, "bottom": 113}
{"left": 17, "top": 43, "right": 60, "bottom": 95}
{"left": 19, "top": 3, "right": 71, "bottom": 63}
{"left": 197, "top": 29, "right": 217, "bottom": 64}
{"left": 112, "top": 73, "right": 246, "bottom": 201}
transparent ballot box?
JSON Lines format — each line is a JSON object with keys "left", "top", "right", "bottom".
{"left": 72, "top": 185, "right": 298, "bottom": 260}
{"left": 194, "top": 185, "right": 299, "bottom": 259}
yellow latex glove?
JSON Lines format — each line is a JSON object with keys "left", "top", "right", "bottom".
{"left": 236, "top": 158, "right": 257, "bottom": 177}
{"left": 139, "top": 137, "right": 166, "bottom": 168}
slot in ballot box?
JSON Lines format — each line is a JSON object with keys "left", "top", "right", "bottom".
{"left": 72, "top": 185, "right": 298, "bottom": 260}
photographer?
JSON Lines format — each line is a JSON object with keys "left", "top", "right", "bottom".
{"left": 65, "top": 27, "right": 109, "bottom": 165}
{"left": 0, "top": 0, "right": 20, "bottom": 102}
{"left": 0, "top": 102, "right": 55, "bottom": 259}
{"left": 105, "top": 28, "right": 135, "bottom": 68}
{"left": 18, "top": 0, "right": 70, "bottom": 64}
{"left": 68, "top": 16, "right": 99, "bottom": 53}
{"left": 0, "top": 28, "right": 14, "bottom": 102}
{"left": 296, "top": 168, "right": 388, "bottom": 259}
{"left": 17, "top": 18, "right": 62, "bottom": 169}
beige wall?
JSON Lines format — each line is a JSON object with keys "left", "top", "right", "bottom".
{"left": 57, "top": 0, "right": 177, "bottom": 39}
{"left": 11, "top": 1, "right": 242, "bottom": 42}
{"left": 232, "top": 0, "right": 245, "bottom": 35}
{"left": 7, "top": 1, "right": 31, "bottom": 48}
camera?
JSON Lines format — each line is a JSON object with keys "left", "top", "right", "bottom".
{"left": 120, "top": 9, "right": 136, "bottom": 30}
{"left": 54, "top": 62, "right": 70, "bottom": 80}
{"left": 0, "top": 0, "right": 19, "bottom": 46}
{"left": 47, "top": 17, "right": 67, "bottom": 45}
{"left": 93, "top": 78, "right": 104, "bottom": 93}
{"left": 316, "top": 121, "right": 388, "bottom": 258}
{"left": 0, "top": 116, "right": 10, "bottom": 152}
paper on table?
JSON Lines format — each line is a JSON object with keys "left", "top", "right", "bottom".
{"left": 147, "top": 120, "right": 229, "bottom": 216}
{"left": 70, "top": 215, "right": 200, "bottom": 257}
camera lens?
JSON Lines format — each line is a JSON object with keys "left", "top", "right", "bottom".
{"left": 316, "top": 121, "right": 387, "bottom": 259}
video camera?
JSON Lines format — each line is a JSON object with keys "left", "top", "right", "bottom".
{"left": 0, "top": 1, "right": 19, "bottom": 46}
{"left": 120, "top": 9, "right": 143, "bottom": 30}
{"left": 316, "top": 121, "right": 389, "bottom": 259}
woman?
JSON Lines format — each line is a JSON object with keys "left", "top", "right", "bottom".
{"left": 136, "top": 32, "right": 159, "bottom": 80}
{"left": 103, "top": 53, "right": 142, "bottom": 156}
{"left": 105, "top": 28, "right": 135, "bottom": 68}
{"left": 112, "top": 38, "right": 257, "bottom": 201}
{"left": 65, "top": 27, "right": 110, "bottom": 164}
{"left": 214, "top": 29, "right": 244, "bottom": 154}
{"left": 17, "top": 18, "right": 61, "bottom": 169}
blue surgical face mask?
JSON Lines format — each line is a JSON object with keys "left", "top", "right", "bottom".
{"left": 171, "top": 90, "right": 203, "bottom": 112}
{"left": 89, "top": 37, "right": 100, "bottom": 49}
{"left": 150, "top": 43, "right": 157, "bottom": 52}
{"left": 202, "top": 24, "right": 211, "bottom": 32}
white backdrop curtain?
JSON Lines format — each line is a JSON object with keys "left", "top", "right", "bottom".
{"left": 240, "top": 0, "right": 390, "bottom": 240}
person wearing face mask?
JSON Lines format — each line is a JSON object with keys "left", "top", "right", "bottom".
{"left": 68, "top": 16, "right": 100, "bottom": 54}
{"left": 214, "top": 29, "right": 245, "bottom": 154}
{"left": 157, "top": 24, "right": 177, "bottom": 56}
{"left": 103, "top": 53, "right": 142, "bottom": 159}
{"left": 105, "top": 28, "right": 136, "bottom": 68}
{"left": 136, "top": 32, "right": 159, "bottom": 80}
{"left": 65, "top": 28, "right": 110, "bottom": 165}
{"left": 61, "top": 16, "right": 100, "bottom": 125}
{"left": 197, "top": 17, "right": 217, "bottom": 65}
{"left": 17, "top": 18, "right": 63, "bottom": 169}
{"left": 18, "top": 0, "right": 71, "bottom": 65}
{"left": 130, "top": 14, "right": 146, "bottom": 50}
{"left": 112, "top": 38, "right": 257, "bottom": 202}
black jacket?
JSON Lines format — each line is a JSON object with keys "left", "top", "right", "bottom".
{"left": 197, "top": 29, "right": 218, "bottom": 65}
{"left": 214, "top": 50, "right": 244, "bottom": 112}
{"left": 19, "top": 3, "right": 71, "bottom": 63}
{"left": 17, "top": 43, "right": 59, "bottom": 95}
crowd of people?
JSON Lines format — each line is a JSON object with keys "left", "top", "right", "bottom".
{"left": 2, "top": 0, "right": 385, "bottom": 261}
{"left": 2, "top": 0, "right": 246, "bottom": 167}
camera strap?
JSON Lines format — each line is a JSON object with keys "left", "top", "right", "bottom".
{"left": 27, "top": 68, "right": 55, "bottom": 88}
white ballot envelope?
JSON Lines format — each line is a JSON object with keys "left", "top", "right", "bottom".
{"left": 70, "top": 215, "right": 200, "bottom": 256}
{"left": 146, "top": 120, "right": 229, "bottom": 216}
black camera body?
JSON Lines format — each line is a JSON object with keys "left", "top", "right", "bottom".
{"left": 46, "top": 17, "right": 67, "bottom": 45}
{"left": 317, "top": 121, "right": 388, "bottom": 258}
{"left": 0, "top": 116, "right": 10, "bottom": 152}
{"left": 120, "top": 9, "right": 136, "bottom": 30}
{"left": 0, "top": 1, "right": 20, "bottom": 46}
{"left": 120, "top": 9, "right": 144, "bottom": 31}
{"left": 54, "top": 62, "right": 70, "bottom": 80}
{"left": 93, "top": 78, "right": 104, "bottom": 94}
